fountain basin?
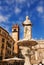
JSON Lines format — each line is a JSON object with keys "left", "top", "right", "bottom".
{"left": 17, "top": 39, "right": 37, "bottom": 46}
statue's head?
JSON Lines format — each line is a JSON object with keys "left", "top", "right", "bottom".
{"left": 26, "top": 16, "right": 29, "bottom": 20}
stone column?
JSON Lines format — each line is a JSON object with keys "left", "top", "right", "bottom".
{"left": 24, "top": 56, "right": 31, "bottom": 65}
{"left": 21, "top": 47, "right": 31, "bottom": 65}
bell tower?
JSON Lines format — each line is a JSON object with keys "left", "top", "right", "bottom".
{"left": 12, "top": 24, "right": 19, "bottom": 41}
{"left": 12, "top": 24, "right": 19, "bottom": 54}
{"left": 23, "top": 16, "right": 32, "bottom": 39}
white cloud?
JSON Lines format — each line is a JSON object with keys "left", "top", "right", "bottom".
{"left": 0, "top": 15, "right": 7, "bottom": 22}
{"left": 27, "top": 2, "right": 30, "bottom": 8}
{"left": 0, "top": 15, "right": 10, "bottom": 22}
{"left": 16, "top": 0, "right": 26, "bottom": 3}
{"left": 36, "top": 5, "right": 44, "bottom": 19}
{"left": 5, "top": 26, "right": 10, "bottom": 32}
{"left": 42, "top": 15, "right": 44, "bottom": 19}
{"left": 0, "top": 6, "right": 3, "bottom": 10}
{"left": 5, "top": 0, "right": 14, "bottom": 5}
{"left": 0, "top": 6, "right": 9, "bottom": 12}
{"left": 30, "top": 0, "right": 36, "bottom": 4}
{"left": 14, "top": 7, "right": 21, "bottom": 14}
{"left": 37, "top": 6, "right": 44, "bottom": 13}
{"left": 19, "top": 16, "right": 24, "bottom": 21}
{"left": 6, "top": 14, "right": 11, "bottom": 18}
{"left": 0, "top": 1, "right": 1, "bottom": 4}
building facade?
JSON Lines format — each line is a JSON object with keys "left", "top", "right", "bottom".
{"left": 31, "top": 40, "right": 44, "bottom": 65}
{"left": 0, "top": 27, "right": 15, "bottom": 61}
{"left": 0, "top": 26, "right": 24, "bottom": 65}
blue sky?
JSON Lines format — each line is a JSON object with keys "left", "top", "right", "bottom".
{"left": 0, "top": 0, "right": 44, "bottom": 39}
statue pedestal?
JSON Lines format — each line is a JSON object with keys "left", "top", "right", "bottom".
{"left": 20, "top": 47, "right": 31, "bottom": 65}
{"left": 24, "top": 56, "right": 31, "bottom": 65}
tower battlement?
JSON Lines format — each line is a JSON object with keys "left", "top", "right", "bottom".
{"left": 12, "top": 24, "right": 19, "bottom": 28}
{"left": 12, "top": 24, "right": 19, "bottom": 41}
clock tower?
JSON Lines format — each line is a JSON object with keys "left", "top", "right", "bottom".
{"left": 23, "top": 16, "right": 32, "bottom": 39}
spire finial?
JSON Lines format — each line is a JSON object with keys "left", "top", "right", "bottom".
{"left": 26, "top": 16, "right": 29, "bottom": 20}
